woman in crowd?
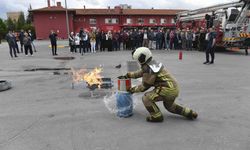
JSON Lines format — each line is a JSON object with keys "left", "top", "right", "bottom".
{"left": 23, "top": 32, "right": 33, "bottom": 56}
{"left": 69, "top": 32, "right": 76, "bottom": 53}
{"left": 106, "top": 30, "right": 113, "bottom": 51}
{"left": 90, "top": 30, "right": 97, "bottom": 53}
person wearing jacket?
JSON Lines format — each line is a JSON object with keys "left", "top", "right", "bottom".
{"left": 203, "top": 28, "right": 216, "bottom": 64}
{"left": 19, "top": 29, "right": 24, "bottom": 53}
{"left": 28, "top": 30, "right": 36, "bottom": 52}
{"left": 106, "top": 30, "right": 113, "bottom": 52}
{"left": 148, "top": 29, "right": 154, "bottom": 50}
{"left": 5, "top": 30, "right": 18, "bottom": 58}
{"left": 142, "top": 29, "right": 149, "bottom": 48}
{"left": 49, "top": 30, "right": 58, "bottom": 56}
{"left": 90, "top": 30, "right": 97, "bottom": 53}
{"left": 23, "top": 32, "right": 33, "bottom": 56}
{"left": 120, "top": 47, "right": 198, "bottom": 122}
{"left": 100, "top": 31, "right": 106, "bottom": 52}
{"left": 69, "top": 32, "right": 76, "bottom": 53}
{"left": 13, "top": 31, "right": 20, "bottom": 53}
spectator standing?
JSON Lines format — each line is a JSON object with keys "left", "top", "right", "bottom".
{"left": 5, "top": 30, "right": 18, "bottom": 58}
{"left": 49, "top": 30, "right": 58, "bottom": 56}
{"left": 19, "top": 29, "right": 24, "bottom": 53}
{"left": 106, "top": 31, "right": 113, "bottom": 51}
{"left": 192, "top": 30, "right": 196, "bottom": 50}
{"left": 79, "top": 28, "right": 87, "bottom": 54}
{"left": 204, "top": 28, "right": 216, "bottom": 64}
{"left": 198, "top": 28, "right": 206, "bottom": 51}
{"left": 142, "top": 29, "right": 149, "bottom": 47}
{"left": 13, "top": 31, "right": 20, "bottom": 53}
{"left": 90, "top": 30, "right": 96, "bottom": 53}
{"left": 164, "top": 29, "right": 170, "bottom": 50}
{"left": 23, "top": 32, "right": 33, "bottom": 56}
{"left": 134, "top": 29, "right": 140, "bottom": 48}
{"left": 122, "top": 30, "right": 128, "bottom": 50}
{"left": 79, "top": 28, "right": 88, "bottom": 55}
{"left": 100, "top": 31, "right": 106, "bottom": 52}
{"left": 186, "top": 29, "right": 193, "bottom": 50}
{"left": 169, "top": 30, "right": 175, "bottom": 49}
{"left": 79, "top": 28, "right": 84, "bottom": 54}
{"left": 139, "top": 30, "right": 144, "bottom": 47}
{"left": 69, "top": 32, "right": 76, "bottom": 53}
{"left": 127, "top": 31, "right": 132, "bottom": 50}
{"left": 95, "top": 29, "right": 101, "bottom": 51}
{"left": 194, "top": 30, "right": 199, "bottom": 50}
{"left": 130, "top": 30, "right": 136, "bottom": 50}
{"left": 176, "top": 29, "right": 182, "bottom": 49}
{"left": 86, "top": 31, "right": 91, "bottom": 53}
{"left": 148, "top": 29, "right": 154, "bottom": 50}
{"left": 173, "top": 30, "right": 179, "bottom": 49}
{"left": 156, "top": 30, "right": 164, "bottom": 50}
{"left": 28, "top": 30, "right": 36, "bottom": 52}
{"left": 118, "top": 30, "right": 122, "bottom": 50}
{"left": 112, "top": 31, "right": 120, "bottom": 51}
{"left": 181, "top": 29, "right": 186, "bottom": 50}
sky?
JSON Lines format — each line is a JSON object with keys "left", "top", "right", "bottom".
{"left": 0, "top": 0, "right": 238, "bottom": 19}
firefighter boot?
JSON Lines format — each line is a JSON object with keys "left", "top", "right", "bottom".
{"left": 146, "top": 113, "right": 164, "bottom": 122}
{"left": 186, "top": 109, "right": 198, "bottom": 120}
{"left": 164, "top": 102, "right": 198, "bottom": 120}
{"left": 144, "top": 104, "right": 163, "bottom": 122}
{"left": 142, "top": 92, "right": 164, "bottom": 122}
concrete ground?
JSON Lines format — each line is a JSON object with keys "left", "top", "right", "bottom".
{"left": 0, "top": 40, "right": 250, "bottom": 150}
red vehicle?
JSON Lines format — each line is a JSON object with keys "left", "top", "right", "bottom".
{"left": 176, "top": 0, "right": 250, "bottom": 55}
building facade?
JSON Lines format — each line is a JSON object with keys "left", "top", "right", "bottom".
{"left": 6, "top": 12, "right": 22, "bottom": 21}
{"left": 31, "top": 1, "right": 185, "bottom": 39}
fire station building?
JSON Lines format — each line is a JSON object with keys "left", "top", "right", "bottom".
{"left": 31, "top": 1, "right": 184, "bottom": 39}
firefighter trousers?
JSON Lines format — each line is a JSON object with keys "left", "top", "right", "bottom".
{"left": 142, "top": 86, "right": 194, "bottom": 120}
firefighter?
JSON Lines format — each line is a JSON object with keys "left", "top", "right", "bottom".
{"left": 120, "top": 47, "right": 198, "bottom": 122}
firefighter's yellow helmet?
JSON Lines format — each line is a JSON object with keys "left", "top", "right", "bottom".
{"left": 132, "top": 47, "right": 152, "bottom": 64}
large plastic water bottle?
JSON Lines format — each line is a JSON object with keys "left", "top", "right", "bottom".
{"left": 116, "top": 92, "right": 133, "bottom": 117}
{"left": 116, "top": 77, "right": 133, "bottom": 117}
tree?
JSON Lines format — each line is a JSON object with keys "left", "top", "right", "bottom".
{"left": 26, "top": 4, "right": 33, "bottom": 24}
{"left": 0, "top": 18, "right": 7, "bottom": 43}
{"left": 6, "top": 17, "right": 16, "bottom": 31}
{"left": 17, "top": 11, "right": 25, "bottom": 30}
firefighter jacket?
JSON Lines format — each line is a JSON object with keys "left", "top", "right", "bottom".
{"left": 127, "top": 60, "right": 179, "bottom": 93}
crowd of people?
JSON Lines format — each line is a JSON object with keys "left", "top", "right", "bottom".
{"left": 5, "top": 29, "right": 36, "bottom": 58}
{"left": 5, "top": 27, "right": 215, "bottom": 64}
{"left": 66, "top": 27, "right": 215, "bottom": 54}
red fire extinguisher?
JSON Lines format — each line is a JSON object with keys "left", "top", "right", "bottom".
{"left": 179, "top": 51, "right": 183, "bottom": 60}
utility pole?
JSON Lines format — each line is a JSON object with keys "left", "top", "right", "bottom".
{"left": 65, "top": 0, "right": 70, "bottom": 39}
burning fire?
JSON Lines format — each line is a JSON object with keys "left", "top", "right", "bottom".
{"left": 71, "top": 67, "right": 103, "bottom": 88}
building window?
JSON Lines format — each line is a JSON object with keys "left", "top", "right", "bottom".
{"left": 89, "top": 18, "right": 96, "bottom": 24}
{"left": 112, "top": 18, "right": 119, "bottom": 24}
{"left": 171, "top": 18, "right": 175, "bottom": 24}
{"left": 105, "top": 18, "right": 112, "bottom": 24}
{"left": 126, "top": 18, "right": 132, "bottom": 24}
{"left": 160, "top": 18, "right": 166, "bottom": 24}
{"left": 138, "top": 18, "right": 144, "bottom": 24}
{"left": 49, "top": 16, "right": 56, "bottom": 19}
{"left": 149, "top": 19, "right": 156, "bottom": 24}
{"left": 105, "top": 18, "right": 119, "bottom": 24}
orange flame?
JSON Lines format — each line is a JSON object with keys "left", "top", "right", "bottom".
{"left": 71, "top": 67, "right": 103, "bottom": 88}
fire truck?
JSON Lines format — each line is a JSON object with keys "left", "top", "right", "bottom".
{"left": 177, "top": 0, "right": 250, "bottom": 55}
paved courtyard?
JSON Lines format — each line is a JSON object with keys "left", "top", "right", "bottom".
{"left": 0, "top": 41, "right": 250, "bottom": 150}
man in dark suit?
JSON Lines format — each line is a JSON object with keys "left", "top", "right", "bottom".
{"left": 49, "top": 30, "right": 58, "bottom": 56}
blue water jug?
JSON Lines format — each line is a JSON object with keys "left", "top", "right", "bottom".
{"left": 116, "top": 92, "right": 133, "bottom": 118}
